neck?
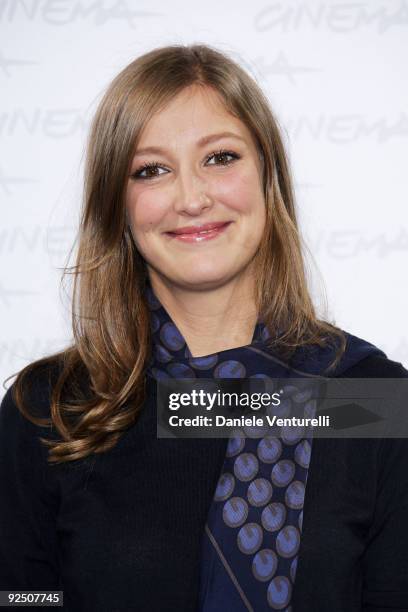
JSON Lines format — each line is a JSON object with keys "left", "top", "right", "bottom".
{"left": 147, "top": 270, "right": 259, "bottom": 358}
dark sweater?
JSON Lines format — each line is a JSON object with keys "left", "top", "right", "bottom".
{"left": 1, "top": 354, "right": 408, "bottom": 612}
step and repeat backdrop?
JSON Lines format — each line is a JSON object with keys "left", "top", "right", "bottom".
{"left": 1, "top": 0, "right": 407, "bottom": 395}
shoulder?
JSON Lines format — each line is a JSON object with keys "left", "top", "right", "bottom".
{"left": 0, "top": 358, "right": 64, "bottom": 446}
{"left": 0, "top": 361, "right": 65, "bottom": 502}
{"left": 339, "top": 351, "right": 408, "bottom": 459}
{"left": 338, "top": 353, "right": 408, "bottom": 378}
{"left": 339, "top": 352, "right": 408, "bottom": 504}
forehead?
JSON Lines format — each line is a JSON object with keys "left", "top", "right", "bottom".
{"left": 136, "top": 85, "right": 254, "bottom": 147}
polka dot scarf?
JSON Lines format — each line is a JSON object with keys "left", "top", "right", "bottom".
{"left": 144, "top": 281, "right": 386, "bottom": 611}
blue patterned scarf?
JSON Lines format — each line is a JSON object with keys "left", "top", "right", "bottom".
{"left": 144, "top": 281, "right": 385, "bottom": 611}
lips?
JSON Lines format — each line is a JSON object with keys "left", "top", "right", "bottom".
{"left": 166, "top": 221, "right": 231, "bottom": 235}
{"left": 164, "top": 221, "right": 232, "bottom": 243}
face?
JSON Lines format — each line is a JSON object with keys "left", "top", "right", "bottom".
{"left": 125, "top": 84, "right": 266, "bottom": 292}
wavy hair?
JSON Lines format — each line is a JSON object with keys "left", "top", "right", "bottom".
{"left": 4, "top": 43, "right": 346, "bottom": 464}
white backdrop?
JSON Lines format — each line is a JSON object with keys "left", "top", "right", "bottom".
{"left": 2, "top": 0, "right": 407, "bottom": 397}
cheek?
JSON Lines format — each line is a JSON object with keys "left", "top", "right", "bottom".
{"left": 215, "top": 168, "right": 263, "bottom": 213}
{"left": 126, "top": 191, "right": 166, "bottom": 234}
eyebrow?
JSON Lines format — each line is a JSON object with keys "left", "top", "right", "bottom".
{"left": 133, "top": 131, "right": 246, "bottom": 157}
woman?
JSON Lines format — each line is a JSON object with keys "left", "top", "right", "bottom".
{"left": 1, "top": 44, "right": 407, "bottom": 612}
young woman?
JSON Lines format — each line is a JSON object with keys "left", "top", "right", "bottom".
{"left": 1, "top": 44, "right": 407, "bottom": 612}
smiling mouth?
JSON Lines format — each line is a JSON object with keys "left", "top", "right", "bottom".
{"left": 165, "top": 222, "right": 232, "bottom": 243}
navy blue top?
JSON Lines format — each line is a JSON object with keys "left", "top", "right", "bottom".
{"left": 0, "top": 307, "right": 408, "bottom": 611}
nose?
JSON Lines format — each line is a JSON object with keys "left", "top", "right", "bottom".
{"left": 173, "top": 168, "right": 213, "bottom": 216}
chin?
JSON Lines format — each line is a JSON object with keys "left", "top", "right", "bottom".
{"left": 150, "top": 257, "right": 245, "bottom": 289}
{"left": 174, "top": 270, "right": 233, "bottom": 290}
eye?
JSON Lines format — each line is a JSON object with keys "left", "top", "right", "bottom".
{"left": 205, "top": 149, "right": 240, "bottom": 166}
{"left": 130, "top": 161, "right": 169, "bottom": 181}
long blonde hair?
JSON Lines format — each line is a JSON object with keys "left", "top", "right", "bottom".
{"left": 4, "top": 43, "right": 346, "bottom": 464}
